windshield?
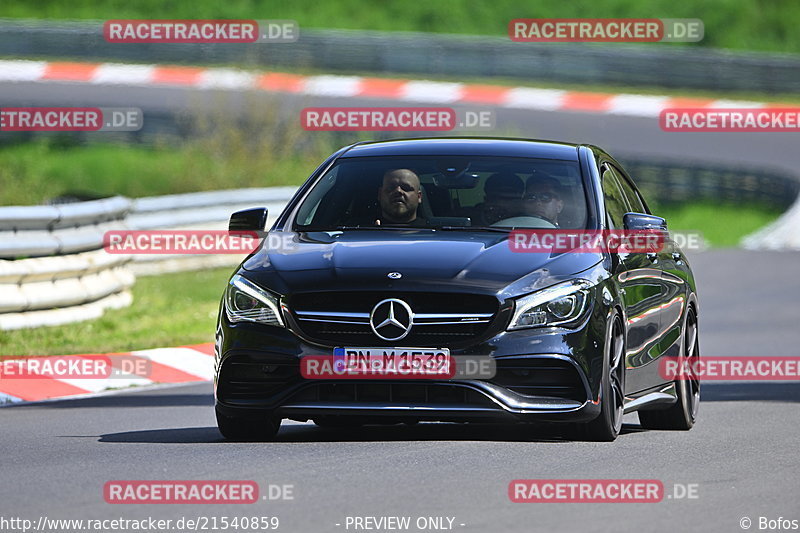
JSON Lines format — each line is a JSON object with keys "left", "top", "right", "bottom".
{"left": 294, "top": 156, "right": 589, "bottom": 231}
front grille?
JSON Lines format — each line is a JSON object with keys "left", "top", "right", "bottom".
{"left": 219, "top": 353, "right": 586, "bottom": 406}
{"left": 490, "top": 358, "right": 586, "bottom": 402}
{"left": 289, "top": 291, "right": 499, "bottom": 346}
{"left": 286, "top": 382, "right": 498, "bottom": 408}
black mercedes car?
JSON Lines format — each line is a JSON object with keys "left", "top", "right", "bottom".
{"left": 214, "top": 137, "right": 700, "bottom": 441}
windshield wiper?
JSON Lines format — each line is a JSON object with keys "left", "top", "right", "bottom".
{"left": 336, "top": 225, "right": 435, "bottom": 231}
{"left": 439, "top": 225, "right": 512, "bottom": 233}
{"left": 297, "top": 225, "right": 388, "bottom": 231}
{"left": 299, "top": 225, "right": 510, "bottom": 233}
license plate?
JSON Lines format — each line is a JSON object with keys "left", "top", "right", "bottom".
{"left": 334, "top": 347, "right": 452, "bottom": 377}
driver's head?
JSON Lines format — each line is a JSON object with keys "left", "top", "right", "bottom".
{"left": 484, "top": 172, "right": 524, "bottom": 204}
{"left": 378, "top": 168, "right": 422, "bottom": 223}
{"left": 524, "top": 175, "right": 564, "bottom": 224}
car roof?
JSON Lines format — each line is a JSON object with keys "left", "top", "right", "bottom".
{"left": 339, "top": 137, "right": 581, "bottom": 161}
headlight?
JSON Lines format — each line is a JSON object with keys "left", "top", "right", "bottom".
{"left": 224, "top": 274, "right": 284, "bottom": 326}
{"left": 508, "top": 280, "right": 592, "bottom": 330}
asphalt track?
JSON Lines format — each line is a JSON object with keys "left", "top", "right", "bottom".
{"left": 1, "top": 79, "right": 799, "bottom": 533}
{"left": 2, "top": 251, "right": 799, "bottom": 533}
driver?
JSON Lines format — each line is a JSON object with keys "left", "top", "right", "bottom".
{"left": 375, "top": 168, "right": 427, "bottom": 226}
{"left": 523, "top": 176, "right": 564, "bottom": 227}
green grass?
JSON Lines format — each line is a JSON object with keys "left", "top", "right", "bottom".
{"left": 0, "top": 267, "right": 232, "bottom": 356}
{"left": 0, "top": 140, "right": 313, "bottom": 205}
{"left": 1, "top": 0, "right": 799, "bottom": 54}
{"left": 0, "top": 132, "right": 334, "bottom": 206}
{"left": 654, "top": 201, "right": 782, "bottom": 247}
{"left": 0, "top": 95, "right": 343, "bottom": 205}
{"left": 1, "top": 141, "right": 218, "bottom": 205}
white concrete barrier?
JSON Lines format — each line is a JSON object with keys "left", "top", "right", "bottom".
{"left": 0, "top": 188, "right": 296, "bottom": 330}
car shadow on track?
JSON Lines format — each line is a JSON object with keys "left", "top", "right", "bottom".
{"left": 269, "top": 422, "right": 648, "bottom": 444}
{"left": 5, "top": 392, "right": 214, "bottom": 409}
{"left": 98, "top": 422, "right": 645, "bottom": 444}
{"left": 83, "top": 383, "right": 800, "bottom": 444}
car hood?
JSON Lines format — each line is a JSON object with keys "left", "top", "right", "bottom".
{"left": 242, "top": 230, "right": 602, "bottom": 297}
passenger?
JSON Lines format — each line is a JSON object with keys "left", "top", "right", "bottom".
{"left": 473, "top": 172, "right": 525, "bottom": 225}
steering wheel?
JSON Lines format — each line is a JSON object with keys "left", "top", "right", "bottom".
{"left": 490, "top": 215, "right": 557, "bottom": 228}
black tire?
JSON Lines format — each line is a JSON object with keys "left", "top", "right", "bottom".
{"left": 216, "top": 409, "right": 280, "bottom": 441}
{"left": 581, "top": 313, "right": 626, "bottom": 442}
{"left": 639, "top": 306, "right": 700, "bottom": 430}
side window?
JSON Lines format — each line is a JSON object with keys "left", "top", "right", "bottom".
{"left": 295, "top": 167, "right": 339, "bottom": 226}
{"left": 601, "top": 165, "right": 630, "bottom": 229}
{"left": 610, "top": 165, "right": 647, "bottom": 214}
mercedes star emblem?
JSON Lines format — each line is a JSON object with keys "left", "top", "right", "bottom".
{"left": 387, "top": 272, "right": 402, "bottom": 279}
{"left": 370, "top": 298, "right": 414, "bottom": 341}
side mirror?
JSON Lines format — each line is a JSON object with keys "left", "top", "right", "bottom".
{"left": 229, "top": 207, "right": 268, "bottom": 232}
{"left": 623, "top": 212, "right": 667, "bottom": 231}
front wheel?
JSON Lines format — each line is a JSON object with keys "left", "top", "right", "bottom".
{"left": 639, "top": 306, "right": 700, "bottom": 430}
{"left": 578, "top": 313, "right": 626, "bottom": 442}
{"left": 216, "top": 409, "right": 280, "bottom": 441}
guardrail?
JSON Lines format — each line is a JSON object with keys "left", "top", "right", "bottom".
{"left": 126, "top": 187, "right": 295, "bottom": 275}
{"left": 0, "top": 196, "right": 134, "bottom": 330}
{"left": 742, "top": 200, "right": 800, "bottom": 251}
{"left": 0, "top": 188, "right": 296, "bottom": 330}
{"left": 1, "top": 19, "right": 799, "bottom": 94}
{"left": 620, "top": 158, "right": 800, "bottom": 210}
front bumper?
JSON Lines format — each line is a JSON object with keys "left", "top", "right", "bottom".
{"left": 214, "top": 310, "right": 606, "bottom": 424}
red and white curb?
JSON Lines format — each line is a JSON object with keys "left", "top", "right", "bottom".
{"left": 0, "top": 343, "right": 214, "bottom": 404}
{"left": 0, "top": 59, "right": 778, "bottom": 118}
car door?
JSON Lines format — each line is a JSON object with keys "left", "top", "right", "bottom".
{"left": 615, "top": 167, "right": 692, "bottom": 365}
{"left": 601, "top": 163, "right": 666, "bottom": 393}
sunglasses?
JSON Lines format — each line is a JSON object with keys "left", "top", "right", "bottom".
{"left": 524, "top": 192, "right": 558, "bottom": 203}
